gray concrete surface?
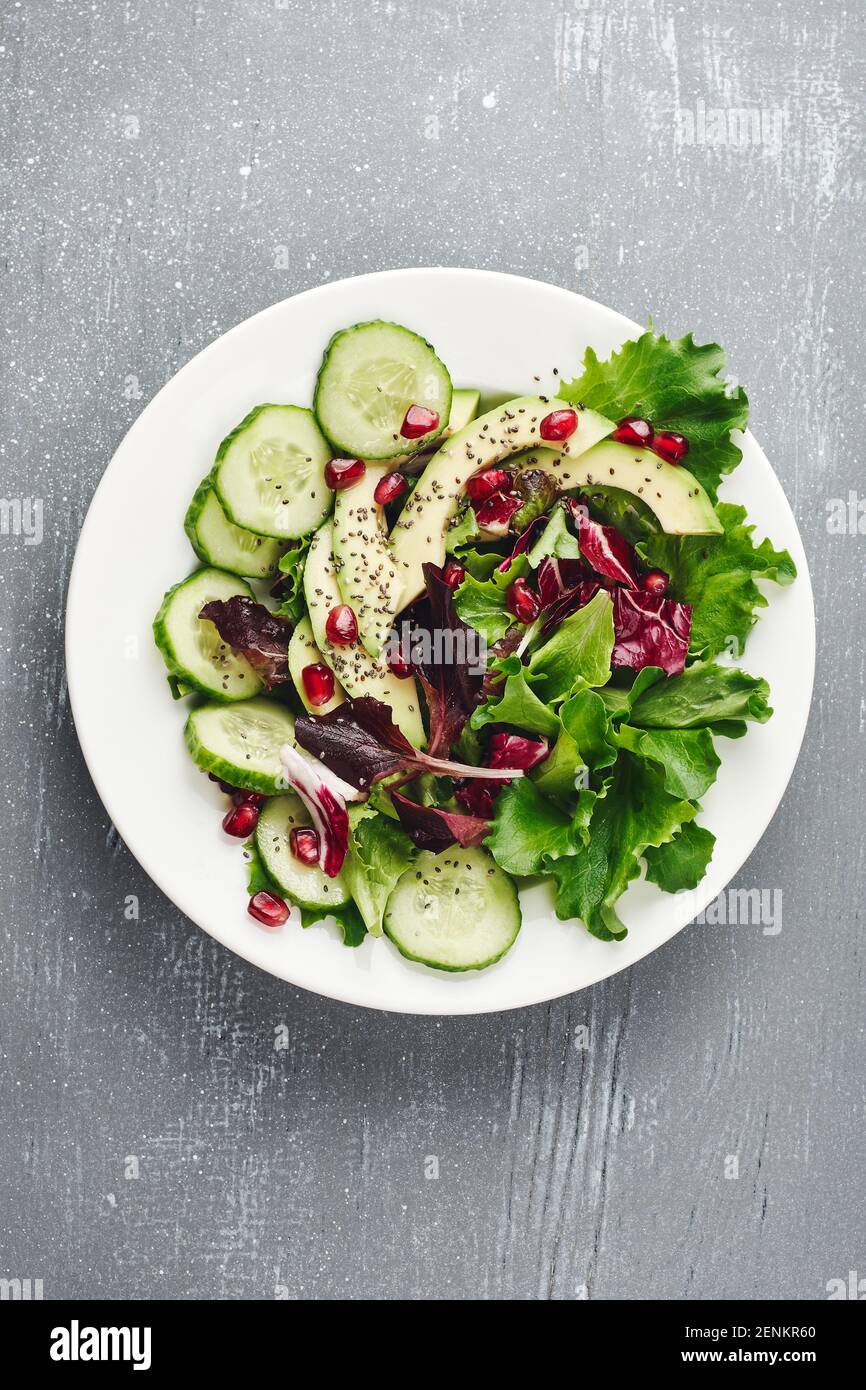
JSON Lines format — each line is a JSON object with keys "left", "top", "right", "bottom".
{"left": 1, "top": 0, "right": 863, "bottom": 1300}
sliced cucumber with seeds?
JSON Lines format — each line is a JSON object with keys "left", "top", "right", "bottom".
{"left": 153, "top": 568, "right": 263, "bottom": 701}
{"left": 184, "top": 478, "right": 286, "bottom": 579}
{"left": 256, "top": 794, "right": 351, "bottom": 908}
{"left": 288, "top": 615, "right": 345, "bottom": 714}
{"left": 184, "top": 697, "right": 295, "bottom": 793}
{"left": 212, "top": 404, "right": 332, "bottom": 540}
{"left": 314, "top": 320, "right": 452, "bottom": 461}
{"left": 384, "top": 847, "right": 521, "bottom": 972}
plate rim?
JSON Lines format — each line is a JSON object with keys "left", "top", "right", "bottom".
{"left": 65, "top": 267, "right": 816, "bottom": 1015}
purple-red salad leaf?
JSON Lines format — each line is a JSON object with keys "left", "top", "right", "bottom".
{"left": 293, "top": 696, "right": 526, "bottom": 793}
{"left": 199, "top": 596, "right": 292, "bottom": 690}
{"left": 564, "top": 499, "right": 640, "bottom": 588}
{"left": 412, "top": 563, "right": 484, "bottom": 756}
{"left": 279, "top": 744, "right": 350, "bottom": 877}
{"left": 611, "top": 588, "right": 692, "bottom": 676}
{"left": 391, "top": 791, "right": 490, "bottom": 851}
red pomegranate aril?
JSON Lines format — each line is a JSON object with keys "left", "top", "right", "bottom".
{"left": 231, "top": 788, "right": 266, "bottom": 808}
{"left": 290, "top": 826, "right": 321, "bottom": 865}
{"left": 222, "top": 801, "right": 260, "bottom": 838}
{"left": 466, "top": 467, "right": 512, "bottom": 502}
{"left": 612, "top": 415, "right": 654, "bottom": 448}
{"left": 654, "top": 431, "right": 689, "bottom": 464}
{"left": 325, "top": 603, "right": 358, "bottom": 646}
{"left": 640, "top": 568, "right": 669, "bottom": 597}
{"left": 400, "top": 404, "right": 439, "bottom": 439}
{"left": 301, "top": 662, "right": 335, "bottom": 707}
{"left": 506, "top": 577, "right": 541, "bottom": 624}
{"left": 442, "top": 560, "right": 466, "bottom": 589}
{"left": 373, "top": 470, "right": 408, "bottom": 506}
{"left": 539, "top": 408, "right": 578, "bottom": 442}
{"left": 324, "top": 457, "right": 366, "bottom": 490}
{"left": 248, "top": 891, "right": 290, "bottom": 928}
{"left": 387, "top": 647, "right": 413, "bottom": 678}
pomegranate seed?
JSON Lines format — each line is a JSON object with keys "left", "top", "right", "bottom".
{"left": 302, "top": 662, "right": 335, "bottom": 707}
{"left": 232, "top": 789, "right": 265, "bottom": 811}
{"left": 387, "top": 644, "right": 414, "bottom": 678}
{"left": 612, "top": 415, "right": 654, "bottom": 448}
{"left": 442, "top": 560, "right": 466, "bottom": 589}
{"left": 247, "top": 891, "right": 290, "bottom": 928}
{"left": 653, "top": 431, "right": 689, "bottom": 464}
{"left": 539, "top": 408, "right": 578, "bottom": 442}
{"left": 290, "top": 826, "right": 320, "bottom": 865}
{"left": 400, "top": 404, "right": 439, "bottom": 439}
{"left": 506, "top": 577, "right": 541, "bottom": 624}
{"left": 222, "top": 801, "right": 260, "bottom": 838}
{"left": 325, "top": 603, "right": 358, "bottom": 646}
{"left": 373, "top": 470, "right": 407, "bottom": 506}
{"left": 466, "top": 467, "right": 512, "bottom": 502}
{"left": 325, "top": 457, "right": 366, "bottom": 490}
{"left": 640, "top": 568, "right": 669, "bottom": 596}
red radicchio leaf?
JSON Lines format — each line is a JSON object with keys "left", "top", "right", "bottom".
{"left": 279, "top": 744, "right": 350, "bottom": 877}
{"left": 391, "top": 791, "right": 490, "bottom": 851}
{"left": 563, "top": 499, "right": 640, "bottom": 589}
{"left": 473, "top": 492, "right": 523, "bottom": 537}
{"left": 539, "top": 580, "right": 602, "bottom": 637}
{"left": 507, "top": 513, "right": 550, "bottom": 562}
{"left": 454, "top": 779, "right": 501, "bottom": 820}
{"left": 486, "top": 732, "right": 550, "bottom": 770}
{"left": 293, "top": 696, "right": 524, "bottom": 792}
{"left": 412, "top": 563, "right": 484, "bottom": 757}
{"left": 199, "top": 596, "right": 293, "bottom": 690}
{"left": 537, "top": 556, "right": 590, "bottom": 608}
{"left": 612, "top": 589, "right": 692, "bottom": 676}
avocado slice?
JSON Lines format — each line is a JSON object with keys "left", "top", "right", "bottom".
{"left": 288, "top": 615, "right": 345, "bottom": 715}
{"left": 389, "top": 395, "right": 615, "bottom": 608}
{"left": 303, "top": 522, "right": 426, "bottom": 746}
{"left": 332, "top": 465, "right": 401, "bottom": 659}
{"left": 446, "top": 388, "right": 481, "bottom": 435}
{"left": 512, "top": 441, "right": 723, "bottom": 535}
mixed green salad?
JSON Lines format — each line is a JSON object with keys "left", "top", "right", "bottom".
{"left": 153, "top": 318, "right": 795, "bottom": 971}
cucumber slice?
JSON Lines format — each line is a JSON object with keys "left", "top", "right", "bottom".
{"left": 256, "top": 794, "right": 351, "bottom": 908}
{"left": 184, "top": 478, "right": 286, "bottom": 579}
{"left": 212, "top": 404, "right": 332, "bottom": 540}
{"left": 288, "top": 614, "right": 345, "bottom": 714}
{"left": 153, "top": 568, "right": 264, "bottom": 701}
{"left": 314, "top": 320, "right": 452, "bottom": 461}
{"left": 184, "top": 697, "right": 296, "bottom": 793}
{"left": 384, "top": 847, "right": 521, "bottom": 972}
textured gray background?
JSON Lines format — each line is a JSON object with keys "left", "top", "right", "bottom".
{"left": 1, "top": 0, "right": 863, "bottom": 1301}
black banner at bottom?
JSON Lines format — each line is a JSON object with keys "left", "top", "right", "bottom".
{"left": 3, "top": 1297, "right": 860, "bottom": 1373}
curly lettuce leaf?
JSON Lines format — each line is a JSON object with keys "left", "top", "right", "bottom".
{"left": 548, "top": 753, "right": 697, "bottom": 940}
{"left": 615, "top": 725, "right": 720, "bottom": 800}
{"left": 452, "top": 555, "right": 528, "bottom": 645}
{"left": 628, "top": 660, "right": 772, "bottom": 733}
{"left": 644, "top": 820, "right": 716, "bottom": 893}
{"left": 559, "top": 329, "right": 749, "bottom": 499}
{"left": 341, "top": 804, "right": 414, "bottom": 937}
{"left": 273, "top": 537, "right": 311, "bottom": 624}
{"left": 470, "top": 656, "right": 561, "bottom": 738}
{"left": 486, "top": 777, "right": 591, "bottom": 876}
{"left": 526, "top": 590, "right": 615, "bottom": 699}
{"left": 637, "top": 502, "right": 796, "bottom": 660}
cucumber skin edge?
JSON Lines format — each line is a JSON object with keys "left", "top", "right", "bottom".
{"left": 183, "top": 713, "right": 288, "bottom": 795}
{"left": 210, "top": 403, "right": 332, "bottom": 540}
{"left": 152, "top": 569, "right": 262, "bottom": 704}
{"left": 312, "top": 320, "right": 453, "bottom": 462}
{"left": 382, "top": 866, "right": 522, "bottom": 973}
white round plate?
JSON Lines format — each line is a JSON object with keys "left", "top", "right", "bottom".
{"left": 66, "top": 269, "right": 814, "bottom": 1015}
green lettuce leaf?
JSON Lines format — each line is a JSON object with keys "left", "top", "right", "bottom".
{"left": 615, "top": 725, "right": 720, "bottom": 799}
{"left": 244, "top": 838, "right": 368, "bottom": 947}
{"left": 486, "top": 778, "right": 587, "bottom": 876}
{"left": 526, "top": 507, "right": 581, "bottom": 566}
{"left": 628, "top": 659, "right": 772, "bottom": 733}
{"left": 637, "top": 503, "right": 796, "bottom": 660}
{"left": 548, "top": 752, "right": 697, "bottom": 939}
{"left": 644, "top": 821, "right": 716, "bottom": 893}
{"left": 470, "top": 656, "right": 561, "bottom": 738}
{"left": 558, "top": 328, "right": 749, "bottom": 499}
{"left": 452, "top": 554, "right": 529, "bottom": 645}
{"left": 273, "top": 537, "right": 311, "bottom": 623}
{"left": 341, "top": 804, "right": 415, "bottom": 937}
{"left": 526, "top": 590, "right": 614, "bottom": 699}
